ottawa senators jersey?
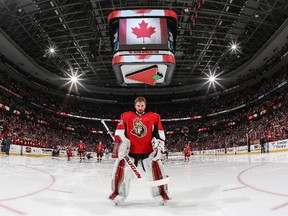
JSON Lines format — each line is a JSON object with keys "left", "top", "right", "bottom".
{"left": 115, "top": 111, "right": 165, "bottom": 154}
{"left": 78, "top": 142, "right": 85, "bottom": 152}
{"left": 96, "top": 143, "right": 104, "bottom": 153}
{"left": 66, "top": 145, "right": 73, "bottom": 153}
{"left": 184, "top": 147, "right": 191, "bottom": 156}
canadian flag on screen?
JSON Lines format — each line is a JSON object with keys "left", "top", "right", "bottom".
{"left": 120, "top": 18, "right": 167, "bottom": 45}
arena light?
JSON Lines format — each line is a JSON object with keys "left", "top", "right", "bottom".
{"left": 45, "top": 44, "right": 57, "bottom": 57}
{"left": 62, "top": 70, "right": 85, "bottom": 94}
{"left": 203, "top": 69, "right": 224, "bottom": 92}
{"left": 49, "top": 47, "right": 55, "bottom": 53}
{"left": 208, "top": 75, "right": 216, "bottom": 82}
{"left": 229, "top": 42, "right": 240, "bottom": 53}
{"left": 231, "top": 44, "right": 237, "bottom": 50}
{"left": 71, "top": 75, "right": 78, "bottom": 83}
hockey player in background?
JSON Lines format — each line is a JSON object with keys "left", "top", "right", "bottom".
{"left": 104, "top": 148, "right": 109, "bottom": 159}
{"left": 108, "top": 97, "right": 170, "bottom": 205}
{"left": 5, "top": 134, "right": 12, "bottom": 155}
{"left": 184, "top": 141, "right": 191, "bottom": 162}
{"left": 66, "top": 144, "right": 73, "bottom": 161}
{"left": 96, "top": 141, "right": 104, "bottom": 162}
{"left": 77, "top": 140, "right": 86, "bottom": 162}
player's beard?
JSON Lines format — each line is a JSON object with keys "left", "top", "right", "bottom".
{"left": 136, "top": 109, "right": 144, "bottom": 115}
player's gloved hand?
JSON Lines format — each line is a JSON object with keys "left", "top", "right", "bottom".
{"left": 152, "top": 137, "right": 165, "bottom": 151}
{"left": 150, "top": 137, "right": 166, "bottom": 161}
{"left": 112, "top": 135, "right": 130, "bottom": 159}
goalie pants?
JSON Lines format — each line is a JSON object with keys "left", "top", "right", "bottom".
{"left": 109, "top": 153, "right": 170, "bottom": 204}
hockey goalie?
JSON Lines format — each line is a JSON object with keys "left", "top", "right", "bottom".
{"left": 108, "top": 97, "right": 170, "bottom": 205}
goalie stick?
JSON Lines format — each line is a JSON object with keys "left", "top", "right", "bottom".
{"left": 101, "top": 120, "right": 169, "bottom": 187}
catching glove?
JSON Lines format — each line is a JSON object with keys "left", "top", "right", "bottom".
{"left": 150, "top": 137, "right": 166, "bottom": 161}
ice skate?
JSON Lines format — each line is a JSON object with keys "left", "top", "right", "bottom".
{"left": 109, "top": 194, "right": 126, "bottom": 206}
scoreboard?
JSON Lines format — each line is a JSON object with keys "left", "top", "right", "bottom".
{"left": 108, "top": 10, "right": 178, "bottom": 86}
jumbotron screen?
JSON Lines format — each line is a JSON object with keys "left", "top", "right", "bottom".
{"left": 118, "top": 18, "right": 169, "bottom": 51}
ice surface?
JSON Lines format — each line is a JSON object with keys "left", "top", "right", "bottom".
{"left": 1, "top": 152, "right": 288, "bottom": 216}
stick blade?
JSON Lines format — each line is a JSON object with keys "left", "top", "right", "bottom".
{"left": 146, "top": 177, "right": 170, "bottom": 187}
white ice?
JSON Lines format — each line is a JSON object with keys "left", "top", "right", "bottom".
{"left": 1, "top": 152, "right": 288, "bottom": 216}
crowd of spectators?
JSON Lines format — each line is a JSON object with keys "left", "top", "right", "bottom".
{"left": 0, "top": 65, "right": 288, "bottom": 153}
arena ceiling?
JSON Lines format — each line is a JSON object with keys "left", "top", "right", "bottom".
{"left": 1, "top": 0, "right": 288, "bottom": 102}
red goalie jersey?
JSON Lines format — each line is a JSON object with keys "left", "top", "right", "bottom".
{"left": 115, "top": 111, "right": 165, "bottom": 154}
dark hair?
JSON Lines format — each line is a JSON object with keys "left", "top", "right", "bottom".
{"left": 134, "top": 97, "right": 146, "bottom": 105}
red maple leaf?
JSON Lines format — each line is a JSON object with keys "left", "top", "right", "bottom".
{"left": 135, "top": 9, "right": 152, "bottom": 14}
{"left": 131, "top": 20, "right": 156, "bottom": 43}
{"left": 136, "top": 55, "right": 151, "bottom": 60}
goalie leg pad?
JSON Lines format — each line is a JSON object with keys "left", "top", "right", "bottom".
{"left": 142, "top": 158, "right": 170, "bottom": 203}
{"left": 151, "top": 161, "right": 170, "bottom": 202}
{"left": 109, "top": 158, "right": 133, "bottom": 205}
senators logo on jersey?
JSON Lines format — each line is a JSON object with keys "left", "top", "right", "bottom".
{"left": 131, "top": 118, "right": 147, "bottom": 138}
